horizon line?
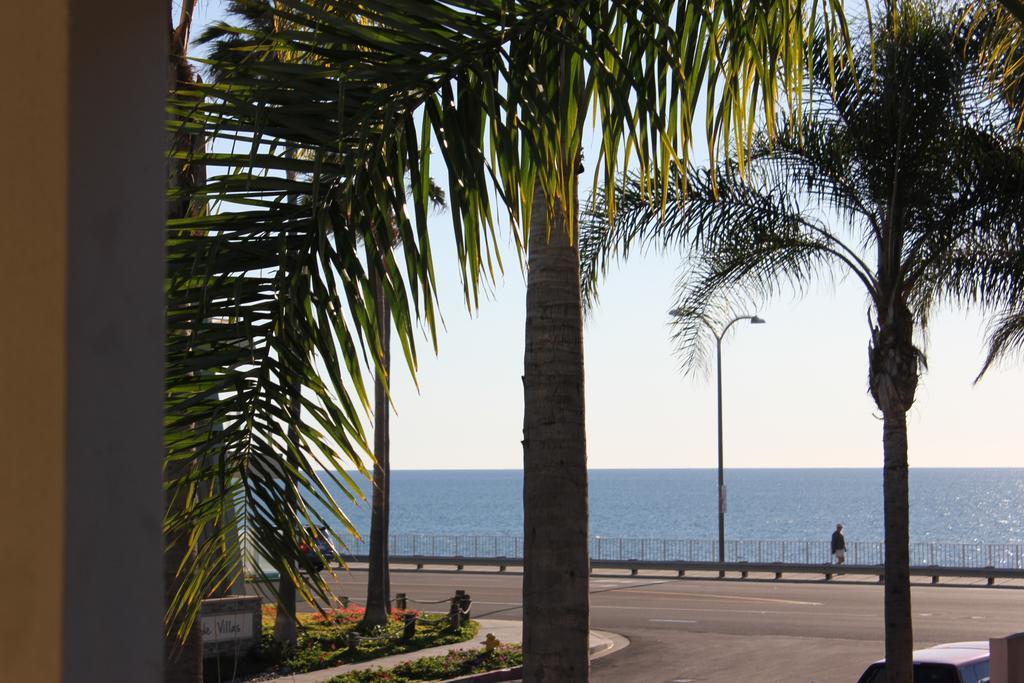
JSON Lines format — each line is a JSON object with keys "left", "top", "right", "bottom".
{"left": 316, "top": 465, "right": 1024, "bottom": 472}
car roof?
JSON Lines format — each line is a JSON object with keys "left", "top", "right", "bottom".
{"left": 870, "top": 642, "right": 989, "bottom": 667}
{"left": 916, "top": 642, "right": 989, "bottom": 665}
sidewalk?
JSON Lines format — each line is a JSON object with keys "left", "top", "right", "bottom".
{"left": 259, "top": 619, "right": 626, "bottom": 683}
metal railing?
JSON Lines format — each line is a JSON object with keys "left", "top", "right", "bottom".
{"left": 339, "top": 534, "right": 1024, "bottom": 570}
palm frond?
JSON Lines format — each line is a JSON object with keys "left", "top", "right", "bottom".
{"left": 675, "top": 182, "right": 856, "bottom": 331}
{"left": 750, "top": 118, "right": 882, "bottom": 245}
{"left": 963, "top": 0, "right": 1024, "bottom": 128}
{"left": 165, "top": 224, "right": 375, "bottom": 634}
{"left": 978, "top": 303, "right": 1024, "bottom": 377}
{"left": 581, "top": 160, "right": 877, "bottom": 315}
{"left": 580, "top": 171, "right": 693, "bottom": 310}
{"left": 667, "top": 295, "right": 765, "bottom": 378}
{"left": 905, "top": 118, "right": 1024, "bottom": 297}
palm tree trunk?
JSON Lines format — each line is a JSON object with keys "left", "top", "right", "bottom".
{"left": 273, "top": 565, "right": 298, "bottom": 648}
{"left": 522, "top": 184, "right": 590, "bottom": 682}
{"left": 273, "top": 392, "right": 301, "bottom": 649}
{"left": 882, "top": 409, "right": 913, "bottom": 683}
{"left": 869, "top": 300, "right": 918, "bottom": 683}
{"left": 273, "top": 160, "right": 305, "bottom": 650}
{"left": 165, "top": 3, "right": 205, "bottom": 680}
{"left": 271, "top": 392, "right": 302, "bottom": 646}
{"left": 361, "top": 272, "right": 393, "bottom": 629}
{"left": 272, "top": 379, "right": 301, "bottom": 648}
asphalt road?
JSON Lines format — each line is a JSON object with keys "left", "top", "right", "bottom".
{"left": 305, "top": 566, "right": 1024, "bottom": 683}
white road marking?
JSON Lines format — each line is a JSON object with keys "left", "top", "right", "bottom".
{"left": 593, "top": 604, "right": 817, "bottom": 616}
{"left": 592, "top": 580, "right": 641, "bottom": 585}
{"left": 650, "top": 619, "right": 698, "bottom": 624}
{"left": 619, "top": 589, "right": 823, "bottom": 606}
{"left": 472, "top": 600, "right": 876, "bottom": 618}
{"left": 593, "top": 602, "right": 880, "bottom": 618}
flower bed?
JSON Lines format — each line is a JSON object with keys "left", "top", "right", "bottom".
{"left": 202, "top": 604, "right": 478, "bottom": 682}
{"left": 326, "top": 645, "right": 524, "bottom": 682}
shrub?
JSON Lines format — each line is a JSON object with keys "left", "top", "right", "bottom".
{"left": 327, "top": 645, "right": 524, "bottom": 683}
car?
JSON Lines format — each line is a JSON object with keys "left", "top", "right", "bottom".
{"left": 299, "top": 525, "right": 340, "bottom": 572}
{"left": 298, "top": 542, "right": 325, "bottom": 572}
{"left": 856, "top": 642, "right": 990, "bottom": 683}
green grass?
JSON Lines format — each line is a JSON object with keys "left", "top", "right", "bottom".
{"left": 326, "top": 644, "right": 524, "bottom": 682}
{"left": 203, "top": 605, "right": 478, "bottom": 682}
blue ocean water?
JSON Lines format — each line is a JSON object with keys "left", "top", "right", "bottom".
{"left": 316, "top": 469, "right": 1024, "bottom": 545}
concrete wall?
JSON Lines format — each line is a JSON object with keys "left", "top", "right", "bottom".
{"left": 1, "top": 2, "right": 166, "bottom": 681}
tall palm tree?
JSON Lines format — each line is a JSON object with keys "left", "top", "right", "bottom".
{"left": 361, "top": 259, "right": 393, "bottom": 629}
{"left": 581, "top": 4, "right": 1024, "bottom": 680}
{"left": 195, "top": 5, "right": 326, "bottom": 653}
{"left": 273, "top": 162, "right": 307, "bottom": 649}
{"left": 361, "top": 184, "right": 446, "bottom": 630}
{"left": 173, "top": 3, "right": 850, "bottom": 681}
{"left": 200, "top": 0, "right": 443, "bottom": 641}
{"left": 495, "top": 8, "right": 848, "bottom": 680}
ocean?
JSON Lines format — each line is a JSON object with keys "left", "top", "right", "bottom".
{"left": 313, "top": 468, "right": 1024, "bottom": 546}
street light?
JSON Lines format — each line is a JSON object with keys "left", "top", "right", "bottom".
{"left": 670, "top": 309, "right": 766, "bottom": 573}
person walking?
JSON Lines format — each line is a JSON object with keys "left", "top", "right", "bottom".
{"left": 831, "top": 523, "right": 847, "bottom": 565}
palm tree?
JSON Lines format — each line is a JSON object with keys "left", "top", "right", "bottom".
{"left": 273, "top": 163, "right": 307, "bottom": 650}
{"left": 194, "top": 5, "right": 324, "bottom": 653}
{"left": 361, "top": 258, "right": 393, "bottom": 629}
{"left": 494, "top": 9, "right": 848, "bottom": 680}
{"left": 361, "top": 183, "right": 446, "bottom": 630}
{"left": 191, "top": 2, "right": 441, "bottom": 645}
{"left": 199, "top": 0, "right": 445, "bottom": 642}
{"left": 173, "top": 3, "right": 850, "bottom": 680}
{"left": 580, "top": 4, "right": 1024, "bottom": 680}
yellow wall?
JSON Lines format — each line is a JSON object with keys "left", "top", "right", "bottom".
{"left": 0, "top": 2, "right": 67, "bottom": 681}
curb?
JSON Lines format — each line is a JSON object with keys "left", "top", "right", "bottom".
{"left": 443, "top": 666, "right": 522, "bottom": 683}
{"left": 442, "top": 629, "right": 628, "bottom": 682}
{"left": 591, "top": 628, "right": 630, "bottom": 660}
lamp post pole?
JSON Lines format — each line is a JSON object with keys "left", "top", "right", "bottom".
{"left": 714, "top": 329, "right": 726, "bottom": 570}
{"left": 675, "top": 312, "right": 766, "bottom": 574}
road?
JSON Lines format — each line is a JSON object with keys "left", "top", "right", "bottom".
{"left": 304, "top": 565, "right": 1024, "bottom": 682}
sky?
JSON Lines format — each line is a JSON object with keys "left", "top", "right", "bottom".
{"left": 188, "top": 1, "right": 1023, "bottom": 470}
{"left": 381, "top": 201, "right": 1023, "bottom": 470}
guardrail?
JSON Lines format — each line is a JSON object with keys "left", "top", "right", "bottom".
{"left": 339, "top": 534, "right": 1024, "bottom": 570}
{"left": 346, "top": 555, "right": 1024, "bottom": 585}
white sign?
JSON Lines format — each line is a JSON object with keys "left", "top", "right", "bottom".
{"left": 200, "top": 613, "right": 254, "bottom": 643}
